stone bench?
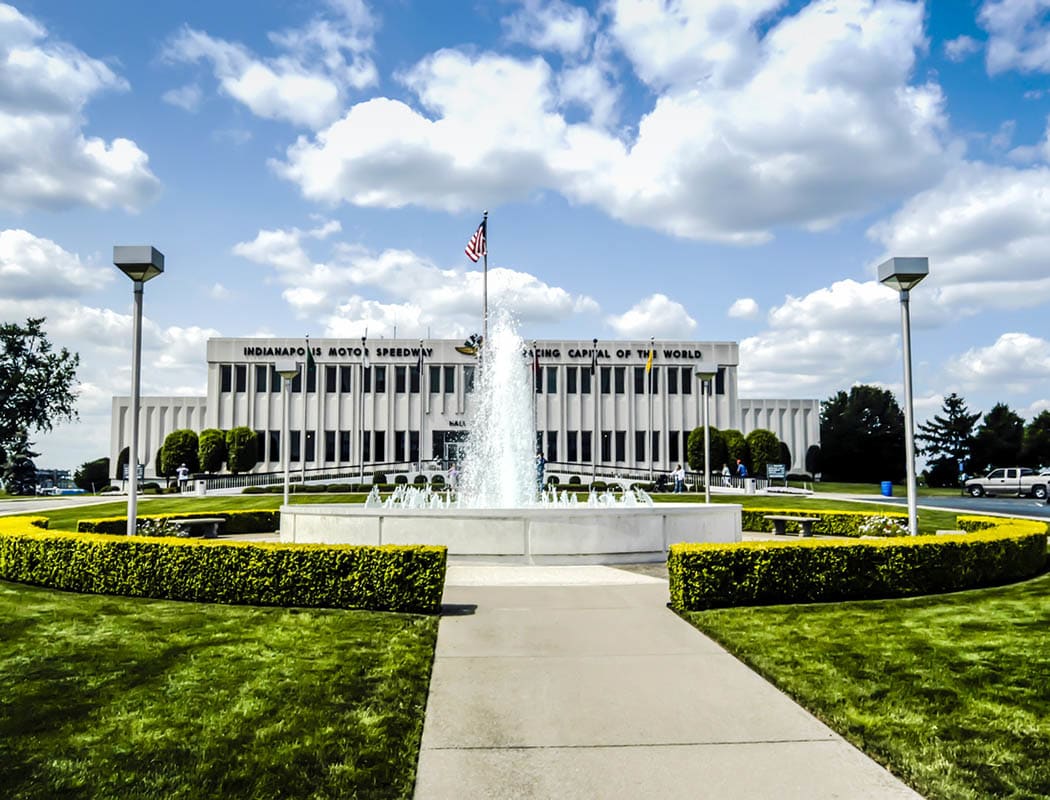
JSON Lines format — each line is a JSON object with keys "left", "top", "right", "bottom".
{"left": 764, "top": 514, "right": 820, "bottom": 537}
{"left": 167, "top": 517, "right": 225, "bottom": 539}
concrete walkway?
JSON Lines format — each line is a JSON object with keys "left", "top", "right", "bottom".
{"left": 414, "top": 566, "right": 922, "bottom": 799}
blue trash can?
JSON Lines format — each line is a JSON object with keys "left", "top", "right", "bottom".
{"left": 880, "top": 481, "right": 893, "bottom": 497}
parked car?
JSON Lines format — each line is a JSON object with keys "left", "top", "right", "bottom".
{"left": 964, "top": 467, "right": 1048, "bottom": 499}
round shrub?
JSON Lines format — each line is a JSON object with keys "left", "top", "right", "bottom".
{"left": 568, "top": 475, "right": 581, "bottom": 485}
{"left": 327, "top": 483, "right": 352, "bottom": 493}
{"left": 395, "top": 475, "right": 409, "bottom": 485}
{"left": 242, "top": 486, "right": 267, "bottom": 494}
{"left": 548, "top": 476, "right": 560, "bottom": 486}
{"left": 413, "top": 475, "right": 427, "bottom": 485}
{"left": 591, "top": 481, "right": 607, "bottom": 492}
{"left": 371, "top": 472, "right": 387, "bottom": 485}
{"left": 431, "top": 475, "right": 445, "bottom": 486}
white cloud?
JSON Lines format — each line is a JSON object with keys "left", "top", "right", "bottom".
{"left": 208, "top": 282, "right": 230, "bottom": 299}
{"left": 728, "top": 297, "right": 759, "bottom": 319}
{"left": 162, "top": 82, "right": 202, "bottom": 112}
{"left": 0, "top": 228, "right": 112, "bottom": 299}
{"left": 233, "top": 222, "right": 599, "bottom": 334}
{"left": 869, "top": 161, "right": 1050, "bottom": 311}
{"left": 164, "top": 2, "right": 378, "bottom": 129}
{"left": 944, "top": 34, "right": 981, "bottom": 62}
{"left": 504, "top": 0, "right": 595, "bottom": 55}
{"left": 606, "top": 294, "right": 696, "bottom": 338}
{"left": 275, "top": 0, "right": 953, "bottom": 243}
{"left": 945, "top": 332, "right": 1050, "bottom": 392}
{"left": 0, "top": 3, "right": 159, "bottom": 211}
{"left": 980, "top": 0, "right": 1050, "bottom": 73}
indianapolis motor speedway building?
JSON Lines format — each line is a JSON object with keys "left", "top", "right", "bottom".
{"left": 110, "top": 337, "right": 820, "bottom": 481}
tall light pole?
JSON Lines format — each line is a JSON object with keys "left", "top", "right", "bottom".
{"left": 878, "top": 256, "right": 929, "bottom": 537}
{"left": 114, "top": 246, "right": 164, "bottom": 537}
{"left": 360, "top": 333, "right": 368, "bottom": 482}
{"left": 275, "top": 359, "right": 300, "bottom": 507}
{"left": 695, "top": 365, "right": 717, "bottom": 504}
{"left": 591, "top": 338, "right": 598, "bottom": 481}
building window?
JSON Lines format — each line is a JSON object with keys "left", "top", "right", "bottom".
{"left": 546, "top": 431, "right": 557, "bottom": 462}
{"left": 374, "top": 366, "right": 387, "bottom": 393}
{"left": 634, "top": 367, "right": 645, "bottom": 395}
{"left": 535, "top": 364, "right": 542, "bottom": 394}
{"left": 340, "top": 431, "right": 350, "bottom": 461}
{"left": 566, "top": 367, "right": 577, "bottom": 394}
{"left": 567, "top": 431, "right": 578, "bottom": 462}
{"left": 254, "top": 430, "right": 265, "bottom": 463}
{"left": 374, "top": 431, "right": 385, "bottom": 462}
{"left": 325, "top": 365, "right": 337, "bottom": 393}
{"left": 615, "top": 431, "right": 626, "bottom": 462}
{"left": 324, "top": 430, "right": 336, "bottom": 462}
{"left": 410, "top": 431, "right": 419, "bottom": 464}
{"left": 255, "top": 364, "right": 268, "bottom": 393}
{"left": 362, "top": 431, "right": 371, "bottom": 462}
{"left": 581, "top": 431, "right": 592, "bottom": 462}
{"left": 235, "top": 364, "right": 247, "bottom": 392}
{"left": 395, "top": 366, "right": 407, "bottom": 393}
{"left": 635, "top": 431, "right": 646, "bottom": 462}
{"left": 220, "top": 365, "right": 232, "bottom": 393}
{"left": 291, "top": 369, "right": 302, "bottom": 393}
{"left": 429, "top": 365, "right": 441, "bottom": 392}
{"left": 305, "top": 363, "right": 316, "bottom": 393}
{"left": 304, "top": 431, "right": 315, "bottom": 462}
{"left": 650, "top": 368, "right": 659, "bottom": 394}
{"left": 669, "top": 430, "right": 680, "bottom": 463}
{"left": 581, "top": 368, "right": 591, "bottom": 394}
{"left": 410, "top": 365, "right": 421, "bottom": 393}
{"left": 600, "top": 367, "right": 611, "bottom": 394}
{"left": 716, "top": 367, "right": 726, "bottom": 395}
{"left": 364, "top": 367, "right": 372, "bottom": 393}
{"left": 601, "top": 431, "right": 611, "bottom": 461}
{"left": 270, "top": 365, "right": 281, "bottom": 393}
{"left": 681, "top": 367, "right": 692, "bottom": 394}
{"left": 465, "top": 366, "right": 475, "bottom": 393}
{"left": 614, "top": 367, "right": 626, "bottom": 394}
{"left": 269, "top": 430, "right": 280, "bottom": 462}
{"left": 339, "top": 365, "right": 352, "bottom": 393}
{"left": 651, "top": 431, "right": 660, "bottom": 462}
{"left": 667, "top": 368, "right": 679, "bottom": 395}
{"left": 395, "top": 430, "right": 406, "bottom": 462}
{"left": 443, "top": 365, "right": 455, "bottom": 393}
{"left": 546, "top": 366, "right": 557, "bottom": 394}
{"left": 290, "top": 431, "right": 301, "bottom": 462}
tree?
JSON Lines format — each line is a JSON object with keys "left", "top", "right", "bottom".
{"left": 226, "top": 427, "right": 258, "bottom": 474}
{"left": 686, "top": 427, "right": 726, "bottom": 474}
{"left": 745, "top": 429, "right": 781, "bottom": 478}
{"left": 1, "top": 432, "right": 37, "bottom": 495}
{"left": 970, "top": 403, "right": 1024, "bottom": 473}
{"left": 1022, "top": 411, "right": 1050, "bottom": 469}
{"left": 721, "top": 429, "right": 749, "bottom": 471}
{"left": 117, "top": 446, "right": 129, "bottom": 480}
{"left": 73, "top": 457, "right": 109, "bottom": 492}
{"left": 820, "top": 385, "right": 905, "bottom": 482}
{"left": 0, "top": 317, "right": 79, "bottom": 462}
{"left": 916, "top": 393, "right": 980, "bottom": 482}
{"left": 777, "top": 441, "right": 792, "bottom": 472}
{"left": 161, "top": 430, "right": 199, "bottom": 476}
{"left": 805, "top": 444, "right": 821, "bottom": 477}
{"left": 198, "top": 428, "right": 227, "bottom": 473}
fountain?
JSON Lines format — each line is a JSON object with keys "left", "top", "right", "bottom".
{"left": 280, "top": 312, "right": 741, "bottom": 563}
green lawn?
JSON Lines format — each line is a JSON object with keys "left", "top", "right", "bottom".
{"left": 786, "top": 480, "right": 963, "bottom": 497}
{"left": 0, "top": 580, "right": 437, "bottom": 800}
{"left": 681, "top": 572, "right": 1050, "bottom": 800}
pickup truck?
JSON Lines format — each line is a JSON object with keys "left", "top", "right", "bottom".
{"left": 964, "top": 468, "right": 1048, "bottom": 499}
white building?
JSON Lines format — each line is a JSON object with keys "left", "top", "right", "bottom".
{"left": 110, "top": 337, "right": 819, "bottom": 480}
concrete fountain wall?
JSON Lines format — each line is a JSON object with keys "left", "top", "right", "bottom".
{"left": 279, "top": 502, "right": 742, "bottom": 564}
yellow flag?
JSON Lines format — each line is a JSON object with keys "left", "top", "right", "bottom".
{"left": 645, "top": 348, "right": 653, "bottom": 373}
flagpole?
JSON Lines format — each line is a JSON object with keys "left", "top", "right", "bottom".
{"left": 301, "top": 334, "right": 309, "bottom": 482}
{"left": 419, "top": 339, "right": 425, "bottom": 473}
{"left": 360, "top": 331, "right": 368, "bottom": 482}
{"left": 591, "top": 338, "right": 598, "bottom": 481}
{"left": 648, "top": 337, "right": 654, "bottom": 482}
{"left": 533, "top": 340, "right": 538, "bottom": 456}
{"left": 482, "top": 210, "right": 489, "bottom": 347}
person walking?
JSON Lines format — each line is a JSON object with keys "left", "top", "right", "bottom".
{"left": 721, "top": 463, "right": 731, "bottom": 487}
{"left": 736, "top": 459, "right": 748, "bottom": 479}
{"left": 673, "top": 464, "right": 685, "bottom": 493}
{"left": 176, "top": 463, "right": 190, "bottom": 493}
{"left": 448, "top": 463, "right": 459, "bottom": 490}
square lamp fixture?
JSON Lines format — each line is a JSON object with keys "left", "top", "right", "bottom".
{"left": 694, "top": 365, "right": 718, "bottom": 382}
{"left": 877, "top": 256, "right": 928, "bottom": 292}
{"left": 113, "top": 246, "right": 165, "bottom": 282}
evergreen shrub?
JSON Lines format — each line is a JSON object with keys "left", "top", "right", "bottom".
{"left": 742, "top": 507, "right": 907, "bottom": 537}
{"left": 77, "top": 510, "right": 280, "bottom": 535}
{"left": 669, "top": 517, "right": 1047, "bottom": 611}
{"left": 0, "top": 525, "right": 447, "bottom": 613}
{"left": 395, "top": 475, "right": 408, "bottom": 485}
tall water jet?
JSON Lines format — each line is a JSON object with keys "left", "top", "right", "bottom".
{"left": 458, "top": 310, "right": 536, "bottom": 507}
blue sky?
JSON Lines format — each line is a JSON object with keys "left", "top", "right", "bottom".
{"left": 2, "top": 0, "right": 1048, "bottom": 470}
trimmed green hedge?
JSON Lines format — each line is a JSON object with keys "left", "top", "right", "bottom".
{"left": 0, "top": 526, "right": 446, "bottom": 614}
{"left": 669, "top": 517, "right": 1047, "bottom": 611}
{"left": 742, "top": 507, "right": 907, "bottom": 537}
{"left": 77, "top": 510, "right": 280, "bottom": 535}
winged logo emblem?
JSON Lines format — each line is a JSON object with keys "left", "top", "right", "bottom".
{"left": 455, "top": 333, "right": 483, "bottom": 357}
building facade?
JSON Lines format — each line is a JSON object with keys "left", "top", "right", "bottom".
{"left": 110, "top": 337, "right": 819, "bottom": 479}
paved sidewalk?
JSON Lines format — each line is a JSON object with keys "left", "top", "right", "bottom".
{"left": 414, "top": 566, "right": 922, "bottom": 799}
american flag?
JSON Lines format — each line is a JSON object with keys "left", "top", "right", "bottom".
{"left": 465, "top": 219, "right": 486, "bottom": 262}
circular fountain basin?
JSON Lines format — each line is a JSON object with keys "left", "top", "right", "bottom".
{"left": 280, "top": 503, "right": 742, "bottom": 564}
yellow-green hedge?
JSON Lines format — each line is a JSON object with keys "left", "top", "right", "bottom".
{"left": 0, "top": 524, "right": 446, "bottom": 614}
{"left": 742, "top": 507, "right": 907, "bottom": 537}
{"left": 77, "top": 509, "right": 279, "bottom": 535}
{"left": 669, "top": 516, "right": 1047, "bottom": 611}
{"left": 0, "top": 515, "right": 48, "bottom": 532}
